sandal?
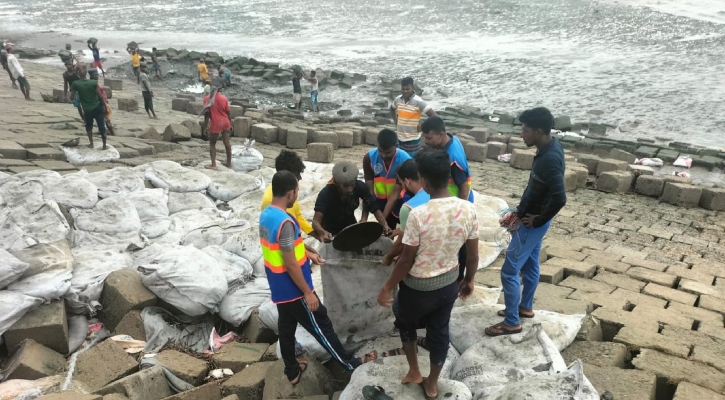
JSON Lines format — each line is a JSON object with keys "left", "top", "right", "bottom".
{"left": 485, "top": 322, "right": 523, "bottom": 337}
{"left": 382, "top": 336, "right": 429, "bottom": 357}
{"left": 497, "top": 308, "right": 535, "bottom": 318}
{"left": 362, "top": 385, "right": 394, "bottom": 400}
{"left": 418, "top": 379, "right": 439, "bottom": 400}
{"left": 359, "top": 350, "right": 378, "bottom": 364}
{"left": 289, "top": 359, "right": 308, "bottom": 385}
{"left": 416, "top": 337, "right": 430, "bottom": 351}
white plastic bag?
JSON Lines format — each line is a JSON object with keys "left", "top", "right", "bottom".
{"left": 673, "top": 155, "right": 692, "bottom": 168}
{"left": 202, "top": 170, "right": 263, "bottom": 202}
{"left": 43, "top": 174, "right": 99, "bottom": 209}
{"left": 497, "top": 153, "right": 511, "bottom": 163}
{"left": 85, "top": 167, "right": 145, "bottom": 198}
{"left": 61, "top": 144, "right": 121, "bottom": 164}
{"left": 167, "top": 192, "right": 216, "bottom": 215}
{"left": 0, "top": 291, "right": 43, "bottom": 337}
{"left": 634, "top": 158, "right": 664, "bottom": 167}
{"left": 0, "top": 249, "right": 30, "bottom": 289}
{"left": 6, "top": 240, "right": 74, "bottom": 302}
{"left": 145, "top": 160, "right": 212, "bottom": 192}
{"left": 230, "top": 139, "right": 264, "bottom": 172}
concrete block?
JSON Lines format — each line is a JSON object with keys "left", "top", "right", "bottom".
{"left": 545, "top": 257, "right": 597, "bottom": 279}
{"left": 104, "top": 87, "right": 113, "bottom": 99}
{"left": 160, "top": 382, "right": 223, "bottom": 400}
{"left": 233, "top": 117, "right": 252, "bottom": 138}
{"left": 642, "top": 283, "right": 697, "bottom": 306}
{"left": 700, "top": 187, "right": 725, "bottom": 211}
{"left": 186, "top": 102, "right": 204, "bottom": 116}
{"left": 262, "top": 343, "right": 278, "bottom": 362}
{"left": 141, "top": 127, "right": 162, "bottom": 141}
{"left": 582, "top": 363, "right": 656, "bottom": 400}
{"left": 262, "top": 358, "right": 330, "bottom": 400}
{"left": 679, "top": 279, "right": 725, "bottom": 297}
{"left": 76, "top": 339, "right": 138, "bottom": 392}
{"left": 661, "top": 174, "right": 692, "bottom": 185}
{"left": 609, "top": 148, "right": 637, "bottom": 163}
{"left": 221, "top": 361, "right": 274, "bottom": 400}
{"left": 485, "top": 141, "right": 507, "bottom": 160}
{"left": 181, "top": 120, "right": 202, "bottom": 139}
{"left": 610, "top": 288, "right": 668, "bottom": 309}
{"left": 576, "top": 154, "right": 599, "bottom": 175}
{"left": 596, "top": 158, "right": 629, "bottom": 177}
{"left": 171, "top": 98, "right": 190, "bottom": 112}
{"left": 241, "top": 308, "right": 278, "bottom": 344}
{"left": 286, "top": 128, "right": 308, "bottom": 149}
{"left": 105, "top": 79, "right": 123, "bottom": 90}
{"left": 576, "top": 315, "right": 603, "bottom": 342}
{"left": 657, "top": 149, "right": 680, "bottom": 162}
{"left": 626, "top": 267, "right": 677, "bottom": 287}
{"left": 363, "top": 129, "right": 378, "bottom": 146}
{"left": 100, "top": 269, "right": 157, "bottom": 331}
{"left": 667, "top": 302, "right": 724, "bottom": 326}
{"left": 596, "top": 171, "right": 633, "bottom": 194}
{"left": 212, "top": 343, "right": 268, "bottom": 372}
{"left": 567, "top": 290, "right": 628, "bottom": 312}
{"left": 539, "top": 263, "right": 565, "bottom": 285}
{"left": 52, "top": 89, "right": 65, "bottom": 103}
{"left": 336, "top": 130, "right": 354, "bottom": 148}
{"left": 559, "top": 275, "right": 615, "bottom": 294}
{"left": 163, "top": 123, "right": 192, "bottom": 142}
{"left": 569, "top": 166, "right": 589, "bottom": 188}
{"left": 117, "top": 98, "right": 139, "bottom": 112}
{"left": 307, "top": 143, "right": 334, "bottom": 163}
{"left": 627, "top": 164, "right": 654, "bottom": 175}
{"left": 699, "top": 295, "right": 725, "bottom": 315}
{"left": 510, "top": 148, "right": 536, "bottom": 170}
{"left": 229, "top": 105, "right": 245, "bottom": 119}
{"left": 634, "top": 175, "right": 665, "bottom": 197}
{"left": 546, "top": 246, "right": 587, "bottom": 262}
{"left": 156, "top": 350, "right": 209, "bottom": 386}
{"left": 313, "top": 131, "right": 339, "bottom": 148}
{"left": 36, "top": 394, "right": 101, "bottom": 400}
{"left": 3, "top": 339, "right": 66, "bottom": 381}
{"left": 662, "top": 182, "right": 702, "bottom": 208}
{"left": 468, "top": 126, "right": 492, "bottom": 143}
{"left": 463, "top": 142, "right": 487, "bottom": 162}
{"left": 486, "top": 134, "right": 509, "bottom": 143}
{"left": 561, "top": 341, "right": 628, "bottom": 368}
{"left": 673, "top": 382, "right": 725, "bottom": 400}
{"left": 634, "top": 146, "right": 659, "bottom": 158}
{"left": 245, "top": 110, "right": 265, "bottom": 121}
{"left": 352, "top": 128, "right": 363, "bottom": 145}
{"left": 591, "top": 307, "right": 660, "bottom": 341}
{"left": 4, "top": 301, "right": 69, "bottom": 355}
{"left": 632, "top": 349, "right": 725, "bottom": 394}
{"left": 593, "top": 271, "right": 646, "bottom": 292}
{"left": 94, "top": 365, "right": 173, "bottom": 400}
{"left": 26, "top": 147, "right": 65, "bottom": 160}
{"left": 563, "top": 169, "right": 579, "bottom": 192}
{"left": 113, "top": 310, "right": 146, "bottom": 341}
{"left": 251, "top": 123, "right": 279, "bottom": 144}
{"left": 32, "top": 160, "right": 77, "bottom": 171}
{"left": 614, "top": 326, "right": 690, "bottom": 358}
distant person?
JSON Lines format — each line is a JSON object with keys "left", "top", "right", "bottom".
{"left": 197, "top": 58, "right": 210, "bottom": 84}
{"left": 219, "top": 65, "right": 231, "bottom": 87}
{"left": 0, "top": 45, "right": 16, "bottom": 88}
{"left": 63, "top": 64, "right": 84, "bottom": 119}
{"left": 87, "top": 41, "right": 105, "bottom": 77}
{"left": 292, "top": 71, "right": 302, "bottom": 109}
{"left": 202, "top": 85, "right": 232, "bottom": 170}
{"left": 486, "top": 107, "right": 566, "bottom": 337}
{"left": 70, "top": 68, "right": 107, "bottom": 149}
{"left": 139, "top": 65, "right": 157, "bottom": 119}
{"left": 150, "top": 47, "right": 162, "bottom": 79}
{"left": 390, "top": 76, "right": 437, "bottom": 155}
{"left": 5, "top": 45, "right": 32, "bottom": 101}
{"left": 301, "top": 69, "right": 319, "bottom": 112}
{"left": 127, "top": 47, "right": 141, "bottom": 84}
{"left": 59, "top": 43, "right": 77, "bottom": 67}
{"left": 97, "top": 83, "right": 115, "bottom": 136}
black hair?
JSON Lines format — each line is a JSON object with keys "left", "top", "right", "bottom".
{"left": 275, "top": 149, "right": 306, "bottom": 175}
{"left": 272, "top": 170, "right": 298, "bottom": 197}
{"left": 377, "top": 129, "right": 397, "bottom": 149}
{"left": 397, "top": 159, "right": 419, "bottom": 181}
{"left": 311, "top": 70, "right": 316, "bottom": 76}
{"left": 152, "top": 47, "right": 157, "bottom": 51}
{"left": 518, "top": 107, "right": 554, "bottom": 135}
{"left": 421, "top": 116, "right": 446, "bottom": 134}
{"left": 416, "top": 149, "right": 450, "bottom": 190}
{"left": 401, "top": 76, "right": 414, "bottom": 87}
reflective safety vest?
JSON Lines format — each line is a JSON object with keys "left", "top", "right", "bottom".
{"left": 445, "top": 135, "right": 474, "bottom": 203}
{"left": 259, "top": 206, "right": 313, "bottom": 304}
{"left": 369, "top": 148, "right": 411, "bottom": 200}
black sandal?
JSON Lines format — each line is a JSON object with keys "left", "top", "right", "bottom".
{"left": 289, "top": 360, "right": 308, "bottom": 385}
{"left": 497, "top": 308, "right": 535, "bottom": 318}
{"left": 362, "top": 385, "right": 394, "bottom": 400}
{"left": 485, "top": 322, "right": 523, "bottom": 337}
{"left": 418, "top": 379, "right": 439, "bottom": 400}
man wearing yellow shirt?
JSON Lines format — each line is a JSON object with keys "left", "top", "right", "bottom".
{"left": 197, "top": 58, "right": 211, "bottom": 84}
{"left": 127, "top": 47, "right": 141, "bottom": 84}
{"left": 261, "top": 150, "right": 318, "bottom": 240}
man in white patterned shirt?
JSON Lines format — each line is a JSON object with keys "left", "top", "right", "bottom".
{"left": 389, "top": 76, "right": 437, "bottom": 156}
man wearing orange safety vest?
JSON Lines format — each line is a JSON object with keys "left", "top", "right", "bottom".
{"left": 363, "top": 128, "right": 411, "bottom": 230}
{"left": 259, "top": 171, "right": 378, "bottom": 385}
{"left": 422, "top": 116, "right": 475, "bottom": 282}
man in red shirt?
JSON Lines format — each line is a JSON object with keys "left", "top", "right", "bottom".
{"left": 202, "top": 86, "right": 233, "bottom": 170}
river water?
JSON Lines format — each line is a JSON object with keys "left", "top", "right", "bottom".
{"left": 1, "top": 0, "right": 724, "bottom": 147}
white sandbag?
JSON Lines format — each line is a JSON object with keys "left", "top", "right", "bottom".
{"left": 7, "top": 240, "right": 74, "bottom": 302}
{"left": 472, "top": 190, "right": 508, "bottom": 214}
{"left": 61, "top": 144, "right": 121, "bottom": 164}
{"left": 126, "top": 189, "right": 170, "bottom": 239}
{"left": 167, "top": 191, "right": 216, "bottom": 215}
{"left": 483, "top": 360, "right": 599, "bottom": 400}
{"left": 227, "top": 189, "right": 265, "bottom": 216}
{"left": 181, "top": 220, "right": 250, "bottom": 250}
{"left": 0, "top": 199, "right": 71, "bottom": 252}
{"left": 0, "top": 374, "right": 93, "bottom": 398}
{"left": 145, "top": 160, "right": 212, "bottom": 192}
{"left": 0, "top": 171, "right": 17, "bottom": 186}
{"left": 64, "top": 250, "right": 133, "bottom": 315}
{"left": 0, "top": 179, "right": 45, "bottom": 208}
{"left": 246, "top": 166, "right": 274, "bottom": 186}
{"left": 43, "top": 174, "right": 98, "bottom": 209}
{"left": 230, "top": 140, "right": 263, "bottom": 172}
{"left": 142, "top": 306, "right": 215, "bottom": 353}
{"left": 169, "top": 208, "right": 231, "bottom": 237}
{"left": 454, "top": 286, "right": 502, "bottom": 308}
{"left": 13, "top": 169, "right": 63, "bottom": 186}
{"left": 85, "top": 167, "right": 145, "bottom": 198}
{"left": 0, "top": 291, "right": 43, "bottom": 337}
{"left": 200, "top": 169, "right": 263, "bottom": 202}
{"left": 135, "top": 244, "right": 228, "bottom": 316}
{"left": 218, "top": 278, "right": 271, "bottom": 327}
{"left": 339, "top": 356, "right": 472, "bottom": 400}
{"left": 449, "top": 304, "right": 584, "bottom": 354}
{"left": 71, "top": 196, "right": 141, "bottom": 234}
{"left": 67, "top": 315, "right": 89, "bottom": 355}
{"left": 0, "top": 249, "right": 30, "bottom": 289}
{"left": 221, "top": 231, "right": 264, "bottom": 275}
{"left": 477, "top": 243, "right": 503, "bottom": 271}
{"left": 258, "top": 298, "right": 278, "bottom": 331}
{"left": 201, "top": 245, "right": 254, "bottom": 289}
{"left": 70, "top": 229, "right": 147, "bottom": 252}
{"left": 354, "top": 334, "right": 460, "bottom": 379}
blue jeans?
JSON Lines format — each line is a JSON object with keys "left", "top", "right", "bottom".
{"left": 500, "top": 221, "right": 550, "bottom": 327}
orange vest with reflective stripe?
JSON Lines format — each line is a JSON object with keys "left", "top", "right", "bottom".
{"left": 259, "top": 205, "right": 313, "bottom": 304}
{"left": 369, "top": 148, "right": 411, "bottom": 200}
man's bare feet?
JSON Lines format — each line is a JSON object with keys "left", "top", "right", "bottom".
{"left": 401, "top": 370, "right": 423, "bottom": 385}
{"left": 204, "top": 165, "right": 218, "bottom": 170}
{"left": 420, "top": 378, "right": 438, "bottom": 399}
{"left": 102, "top": 145, "right": 107, "bottom": 150}
{"left": 222, "top": 162, "right": 232, "bottom": 168}
{"left": 86, "top": 144, "right": 94, "bottom": 149}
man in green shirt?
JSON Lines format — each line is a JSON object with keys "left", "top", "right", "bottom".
{"left": 70, "top": 69, "right": 107, "bottom": 150}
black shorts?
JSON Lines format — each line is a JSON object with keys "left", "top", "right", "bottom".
{"left": 142, "top": 91, "right": 153, "bottom": 111}
{"left": 16, "top": 76, "right": 29, "bottom": 90}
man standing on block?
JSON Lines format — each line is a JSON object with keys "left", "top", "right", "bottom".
{"left": 70, "top": 68, "right": 106, "bottom": 149}
{"left": 390, "top": 76, "right": 437, "bottom": 156}
{"left": 485, "top": 107, "right": 566, "bottom": 336}
{"left": 377, "top": 150, "right": 479, "bottom": 400}
{"left": 202, "top": 86, "right": 232, "bottom": 170}
{"left": 363, "top": 128, "right": 411, "bottom": 230}
{"left": 260, "top": 171, "right": 378, "bottom": 385}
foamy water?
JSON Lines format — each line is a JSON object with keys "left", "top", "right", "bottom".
{"left": 1, "top": 0, "right": 725, "bottom": 147}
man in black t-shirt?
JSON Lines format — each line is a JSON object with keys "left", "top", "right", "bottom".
{"left": 312, "top": 161, "right": 392, "bottom": 241}
{"left": 292, "top": 72, "right": 302, "bottom": 110}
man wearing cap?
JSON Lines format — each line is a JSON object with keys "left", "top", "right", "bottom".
{"left": 312, "top": 161, "right": 392, "bottom": 242}
{"left": 363, "top": 128, "right": 411, "bottom": 230}
{"left": 70, "top": 68, "right": 107, "bottom": 149}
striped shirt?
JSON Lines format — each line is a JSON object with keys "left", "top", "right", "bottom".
{"left": 392, "top": 94, "right": 431, "bottom": 142}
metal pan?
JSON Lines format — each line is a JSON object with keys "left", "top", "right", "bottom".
{"left": 331, "top": 222, "right": 384, "bottom": 252}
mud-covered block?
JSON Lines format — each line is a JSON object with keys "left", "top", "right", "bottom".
{"left": 4, "top": 301, "right": 69, "bottom": 355}
{"left": 596, "top": 158, "right": 628, "bottom": 177}
{"left": 634, "top": 146, "right": 659, "bottom": 159}
{"left": 485, "top": 141, "right": 507, "bottom": 160}
{"left": 597, "top": 171, "right": 634, "bottom": 194}
{"left": 241, "top": 308, "right": 278, "bottom": 344}
{"left": 628, "top": 164, "right": 654, "bottom": 176}
{"left": 212, "top": 343, "right": 268, "bottom": 372}
{"left": 561, "top": 341, "right": 628, "bottom": 368}
{"left": 262, "top": 358, "right": 330, "bottom": 400}
{"left": 251, "top": 123, "right": 278, "bottom": 144}
{"left": 163, "top": 123, "right": 191, "bottom": 142}
{"left": 3, "top": 339, "right": 67, "bottom": 381}
{"left": 699, "top": 187, "right": 725, "bottom": 211}
{"left": 510, "top": 148, "right": 536, "bottom": 170}
{"left": 156, "top": 350, "right": 209, "bottom": 385}
{"left": 172, "top": 98, "right": 190, "bottom": 112}
{"left": 307, "top": 143, "right": 334, "bottom": 163}
{"left": 181, "top": 120, "right": 202, "bottom": 139}
{"left": 117, "top": 98, "right": 139, "bottom": 112}
{"left": 287, "top": 128, "right": 308, "bottom": 149}
{"left": 576, "top": 154, "right": 600, "bottom": 175}
{"left": 160, "top": 382, "right": 223, "bottom": 400}
{"left": 468, "top": 126, "right": 493, "bottom": 143}
{"left": 100, "top": 269, "right": 157, "bottom": 331}
{"left": 113, "top": 310, "right": 146, "bottom": 341}
{"left": 221, "top": 361, "right": 274, "bottom": 400}
{"left": 464, "top": 142, "right": 487, "bottom": 162}
{"left": 76, "top": 339, "right": 138, "bottom": 392}
{"left": 336, "top": 130, "right": 354, "bottom": 148}
{"left": 105, "top": 79, "right": 123, "bottom": 91}
{"left": 313, "top": 131, "right": 339, "bottom": 149}
{"left": 233, "top": 117, "right": 252, "bottom": 138}
{"left": 94, "top": 365, "right": 172, "bottom": 400}
{"left": 564, "top": 169, "right": 579, "bottom": 192}
{"left": 229, "top": 105, "right": 245, "bottom": 119}
{"left": 635, "top": 175, "right": 665, "bottom": 197}
{"left": 609, "top": 148, "right": 636, "bottom": 163}
{"left": 662, "top": 182, "right": 702, "bottom": 208}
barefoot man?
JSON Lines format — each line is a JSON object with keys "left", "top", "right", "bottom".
{"left": 70, "top": 68, "right": 107, "bottom": 149}
{"left": 261, "top": 171, "right": 378, "bottom": 385}
{"left": 202, "top": 85, "right": 232, "bottom": 169}
{"left": 377, "top": 149, "right": 479, "bottom": 400}
{"left": 88, "top": 40, "right": 106, "bottom": 77}
{"left": 5, "top": 45, "right": 32, "bottom": 100}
